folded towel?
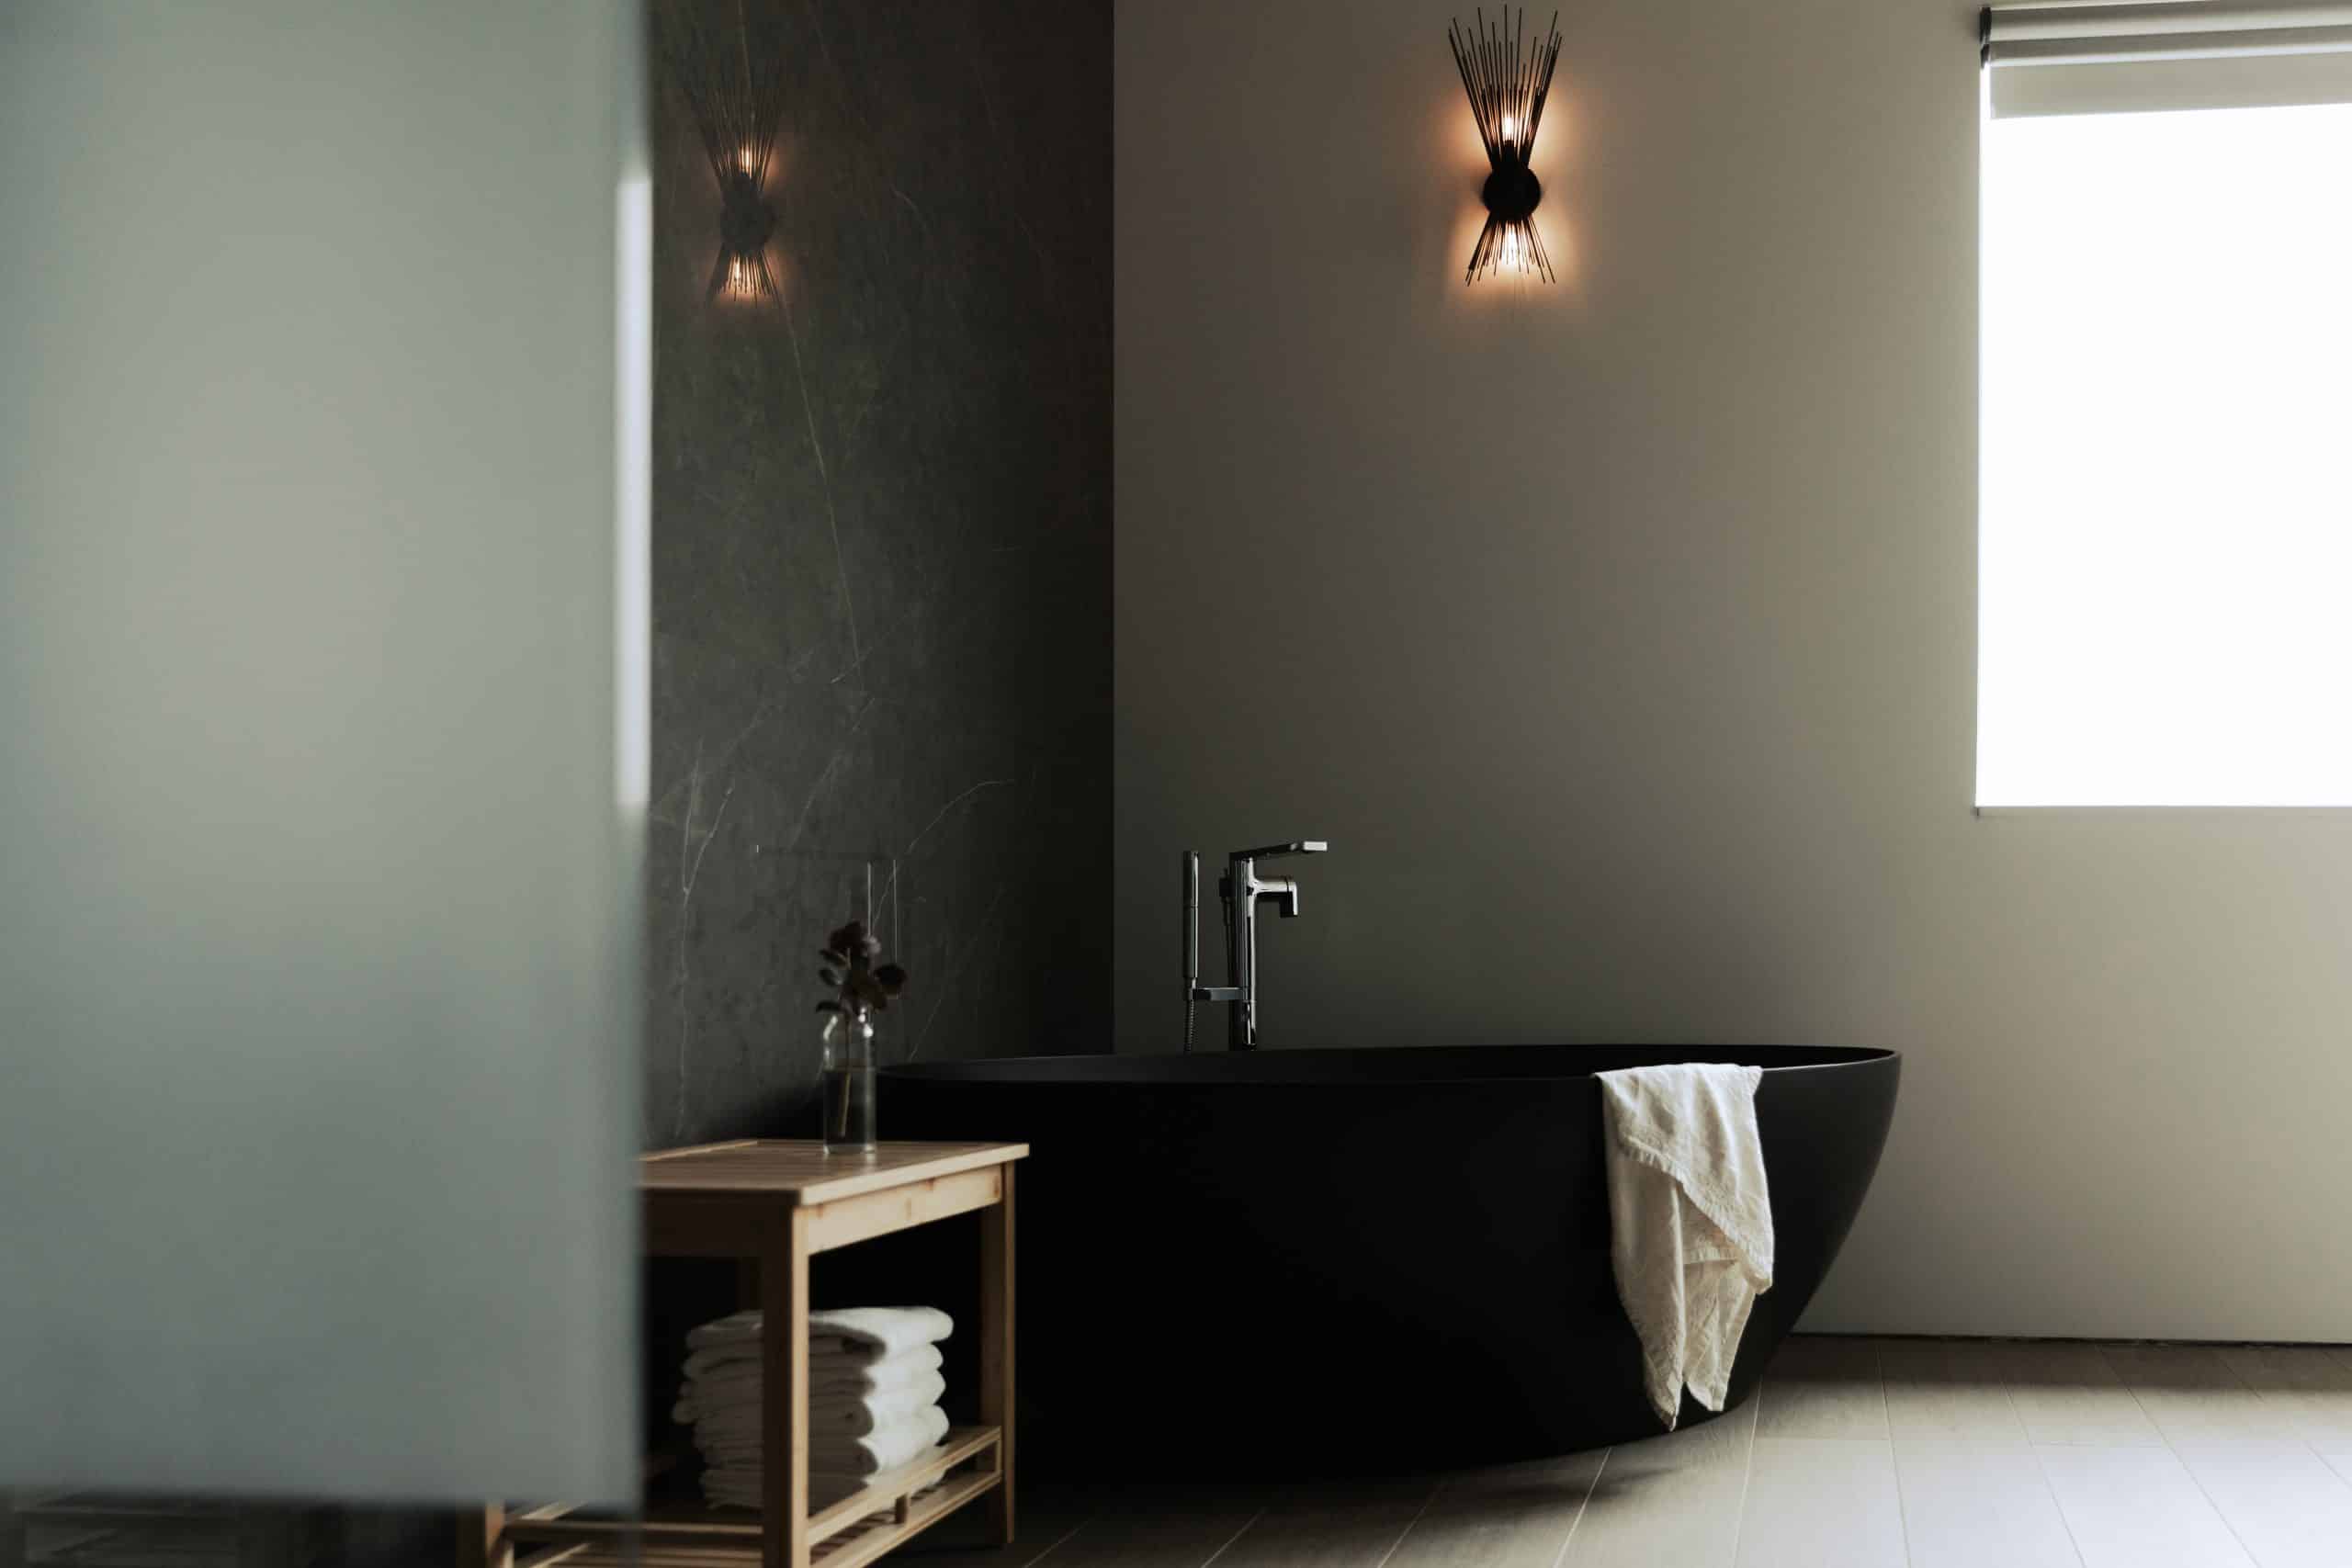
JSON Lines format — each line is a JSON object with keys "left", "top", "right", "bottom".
{"left": 815, "top": 1374, "right": 948, "bottom": 1431}
{"left": 686, "top": 1344, "right": 879, "bottom": 1382}
{"left": 808, "top": 1306, "right": 954, "bottom": 1359}
{"left": 808, "top": 1335, "right": 879, "bottom": 1358}
{"left": 676, "top": 1306, "right": 954, "bottom": 1502}
{"left": 684, "top": 1340, "right": 854, "bottom": 1381}
{"left": 686, "top": 1410, "right": 945, "bottom": 1476}
{"left": 671, "top": 1346, "right": 945, "bottom": 1423}
{"left": 810, "top": 1344, "right": 943, "bottom": 1392}
{"left": 831, "top": 1403, "right": 949, "bottom": 1475}
{"left": 680, "top": 1310, "right": 950, "bottom": 1399}
{"left": 679, "top": 1346, "right": 753, "bottom": 1381}
{"left": 687, "top": 1306, "right": 952, "bottom": 1356}
{"left": 685, "top": 1310, "right": 763, "bottom": 1351}
{"left": 695, "top": 1404, "right": 949, "bottom": 1477}
{"left": 685, "top": 1372, "right": 947, "bottom": 1439}
{"left": 1598, "top": 1062, "right": 1774, "bottom": 1430}
{"left": 681, "top": 1338, "right": 943, "bottom": 1385}
{"left": 695, "top": 1404, "right": 951, "bottom": 1508}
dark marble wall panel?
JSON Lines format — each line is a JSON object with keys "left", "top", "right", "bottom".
{"left": 644, "top": 0, "right": 1112, "bottom": 1148}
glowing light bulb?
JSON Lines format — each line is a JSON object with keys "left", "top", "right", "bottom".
{"left": 1500, "top": 114, "right": 1518, "bottom": 144}
{"left": 737, "top": 146, "right": 757, "bottom": 175}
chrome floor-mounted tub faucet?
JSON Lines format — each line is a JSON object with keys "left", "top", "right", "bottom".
{"left": 1182, "top": 840, "right": 1328, "bottom": 1051}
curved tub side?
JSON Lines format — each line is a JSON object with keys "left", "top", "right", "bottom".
{"left": 1719, "top": 1051, "right": 1904, "bottom": 1409}
{"left": 885, "top": 1051, "right": 1900, "bottom": 1474}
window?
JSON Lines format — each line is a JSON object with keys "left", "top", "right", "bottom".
{"left": 1978, "top": 3, "right": 2352, "bottom": 807}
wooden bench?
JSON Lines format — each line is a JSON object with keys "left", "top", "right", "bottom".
{"left": 470, "top": 1140, "right": 1026, "bottom": 1568}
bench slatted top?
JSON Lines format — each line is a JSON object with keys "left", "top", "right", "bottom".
{"left": 639, "top": 1139, "right": 1027, "bottom": 1205}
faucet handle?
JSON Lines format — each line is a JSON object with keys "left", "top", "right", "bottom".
{"left": 1232, "top": 840, "right": 1328, "bottom": 861}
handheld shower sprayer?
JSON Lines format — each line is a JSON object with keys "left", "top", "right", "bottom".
{"left": 1183, "top": 852, "right": 1204, "bottom": 1050}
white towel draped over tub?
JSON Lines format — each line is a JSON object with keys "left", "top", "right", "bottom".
{"left": 1597, "top": 1062, "right": 1774, "bottom": 1429}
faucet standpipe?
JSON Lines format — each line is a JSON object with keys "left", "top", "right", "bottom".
{"left": 1182, "top": 840, "right": 1327, "bottom": 1051}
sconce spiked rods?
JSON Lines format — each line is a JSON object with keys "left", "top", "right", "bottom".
{"left": 1449, "top": 7, "right": 1563, "bottom": 285}
{"left": 662, "top": 0, "right": 788, "bottom": 302}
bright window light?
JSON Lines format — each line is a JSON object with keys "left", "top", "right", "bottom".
{"left": 1979, "top": 101, "right": 2352, "bottom": 807}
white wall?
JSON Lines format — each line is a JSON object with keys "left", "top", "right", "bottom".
{"left": 1114, "top": 0, "right": 2352, "bottom": 1339}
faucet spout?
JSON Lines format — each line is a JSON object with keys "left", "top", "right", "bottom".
{"left": 1234, "top": 840, "right": 1328, "bottom": 861}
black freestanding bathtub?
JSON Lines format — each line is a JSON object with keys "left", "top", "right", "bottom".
{"left": 885, "top": 1043, "right": 1898, "bottom": 1475}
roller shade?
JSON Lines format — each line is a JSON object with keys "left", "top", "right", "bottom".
{"left": 1985, "top": 2, "right": 2352, "bottom": 116}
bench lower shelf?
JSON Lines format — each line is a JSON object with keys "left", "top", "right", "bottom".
{"left": 503, "top": 1426, "right": 1002, "bottom": 1568}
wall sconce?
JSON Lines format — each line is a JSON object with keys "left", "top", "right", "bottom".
{"left": 661, "top": 4, "right": 786, "bottom": 303}
{"left": 713, "top": 146, "right": 778, "bottom": 302}
{"left": 1448, "top": 8, "right": 1563, "bottom": 285}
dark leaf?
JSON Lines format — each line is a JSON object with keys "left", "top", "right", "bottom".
{"left": 875, "top": 964, "right": 908, "bottom": 996}
{"left": 814, "top": 1000, "right": 842, "bottom": 1014}
{"left": 819, "top": 968, "right": 840, "bottom": 986}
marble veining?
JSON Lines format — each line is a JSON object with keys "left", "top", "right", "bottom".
{"left": 644, "top": 0, "right": 1110, "bottom": 1147}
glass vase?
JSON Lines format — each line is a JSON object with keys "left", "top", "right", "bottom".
{"left": 821, "top": 1008, "right": 877, "bottom": 1156}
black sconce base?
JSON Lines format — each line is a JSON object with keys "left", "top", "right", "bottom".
{"left": 1481, "top": 164, "right": 1543, "bottom": 224}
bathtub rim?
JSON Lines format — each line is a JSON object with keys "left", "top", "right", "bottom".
{"left": 884, "top": 1042, "right": 1900, "bottom": 1089}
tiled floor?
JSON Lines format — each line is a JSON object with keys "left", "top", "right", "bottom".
{"left": 910, "top": 1337, "right": 2352, "bottom": 1568}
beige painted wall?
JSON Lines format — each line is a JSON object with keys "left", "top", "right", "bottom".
{"left": 1113, "top": 0, "right": 2352, "bottom": 1338}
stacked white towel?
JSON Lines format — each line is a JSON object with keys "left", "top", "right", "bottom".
{"left": 674, "top": 1306, "right": 956, "bottom": 1509}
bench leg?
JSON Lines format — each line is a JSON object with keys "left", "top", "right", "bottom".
{"left": 456, "top": 1506, "right": 509, "bottom": 1568}
{"left": 761, "top": 1210, "right": 810, "bottom": 1568}
{"left": 978, "top": 1167, "right": 1015, "bottom": 1546}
